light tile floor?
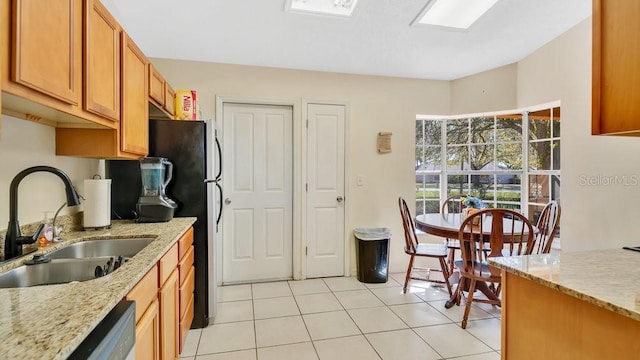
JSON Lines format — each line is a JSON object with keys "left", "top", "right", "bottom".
{"left": 180, "top": 273, "right": 501, "bottom": 360}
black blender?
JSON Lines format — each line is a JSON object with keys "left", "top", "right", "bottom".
{"left": 135, "top": 157, "right": 178, "bottom": 222}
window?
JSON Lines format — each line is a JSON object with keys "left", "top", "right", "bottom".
{"left": 415, "top": 104, "right": 561, "bottom": 228}
{"left": 527, "top": 107, "right": 561, "bottom": 231}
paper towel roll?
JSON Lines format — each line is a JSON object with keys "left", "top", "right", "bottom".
{"left": 83, "top": 179, "right": 112, "bottom": 228}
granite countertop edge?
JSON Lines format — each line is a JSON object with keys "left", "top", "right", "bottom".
{"left": 0, "top": 217, "right": 196, "bottom": 360}
{"left": 489, "top": 251, "right": 640, "bottom": 322}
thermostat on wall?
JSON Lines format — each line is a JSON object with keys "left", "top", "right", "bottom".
{"left": 377, "top": 132, "right": 392, "bottom": 153}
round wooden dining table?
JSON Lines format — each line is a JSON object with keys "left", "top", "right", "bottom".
{"left": 414, "top": 212, "right": 534, "bottom": 308}
{"left": 415, "top": 213, "right": 533, "bottom": 240}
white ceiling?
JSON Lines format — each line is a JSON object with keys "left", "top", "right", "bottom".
{"left": 101, "top": 0, "right": 591, "bottom": 80}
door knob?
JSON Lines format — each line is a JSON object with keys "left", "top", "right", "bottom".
{"left": 337, "top": 196, "right": 344, "bottom": 203}
{"left": 224, "top": 198, "right": 232, "bottom": 205}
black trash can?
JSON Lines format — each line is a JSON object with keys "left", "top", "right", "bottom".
{"left": 354, "top": 228, "right": 390, "bottom": 283}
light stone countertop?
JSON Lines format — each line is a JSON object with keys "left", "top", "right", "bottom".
{"left": 489, "top": 249, "right": 640, "bottom": 322}
{"left": 0, "top": 217, "right": 196, "bottom": 360}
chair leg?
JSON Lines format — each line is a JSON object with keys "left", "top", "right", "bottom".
{"left": 461, "top": 279, "right": 477, "bottom": 329}
{"left": 448, "top": 246, "right": 455, "bottom": 275}
{"left": 403, "top": 255, "right": 415, "bottom": 294}
{"left": 438, "top": 257, "right": 452, "bottom": 296}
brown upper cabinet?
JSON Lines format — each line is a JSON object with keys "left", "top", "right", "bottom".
{"left": 1, "top": 0, "right": 114, "bottom": 128}
{"left": 149, "top": 63, "right": 175, "bottom": 119}
{"left": 12, "top": 0, "right": 80, "bottom": 105}
{"left": 149, "top": 64, "right": 165, "bottom": 107}
{"left": 592, "top": 0, "right": 640, "bottom": 136}
{"left": 2, "top": 0, "right": 177, "bottom": 157}
{"left": 120, "top": 31, "right": 149, "bottom": 156}
{"left": 84, "top": 0, "right": 120, "bottom": 122}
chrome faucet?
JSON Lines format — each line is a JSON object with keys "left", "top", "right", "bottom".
{"left": 4, "top": 166, "right": 81, "bottom": 260}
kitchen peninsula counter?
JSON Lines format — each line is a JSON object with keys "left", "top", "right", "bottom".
{"left": 0, "top": 217, "right": 196, "bottom": 360}
{"left": 489, "top": 249, "right": 640, "bottom": 359}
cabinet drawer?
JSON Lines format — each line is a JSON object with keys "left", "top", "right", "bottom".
{"left": 178, "top": 227, "right": 194, "bottom": 259}
{"left": 159, "top": 243, "right": 178, "bottom": 285}
{"left": 178, "top": 246, "right": 194, "bottom": 286}
{"left": 179, "top": 294, "right": 194, "bottom": 354}
{"left": 126, "top": 265, "right": 159, "bottom": 324}
{"left": 179, "top": 265, "right": 194, "bottom": 318}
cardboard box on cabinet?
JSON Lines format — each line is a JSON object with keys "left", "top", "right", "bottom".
{"left": 175, "top": 89, "right": 198, "bottom": 120}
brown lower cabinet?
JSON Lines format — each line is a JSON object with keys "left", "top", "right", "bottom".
{"left": 126, "top": 227, "right": 194, "bottom": 360}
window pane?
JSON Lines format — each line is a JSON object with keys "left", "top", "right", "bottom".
{"left": 552, "top": 140, "right": 560, "bottom": 170}
{"left": 470, "top": 144, "right": 495, "bottom": 170}
{"left": 416, "top": 200, "right": 440, "bottom": 215}
{"left": 528, "top": 204, "right": 545, "bottom": 225}
{"left": 471, "top": 175, "right": 495, "bottom": 203}
{"left": 529, "top": 140, "right": 551, "bottom": 170}
{"left": 447, "top": 145, "right": 468, "bottom": 170}
{"left": 446, "top": 118, "right": 468, "bottom": 145}
{"left": 552, "top": 107, "right": 561, "bottom": 137}
{"left": 416, "top": 173, "right": 439, "bottom": 192}
{"left": 551, "top": 175, "right": 561, "bottom": 202}
{"left": 424, "top": 145, "right": 442, "bottom": 168}
{"left": 424, "top": 120, "right": 442, "bottom": 145}
{"left": 447, "top": 174, "right": 468, "bottom": 196}
{"left": 498, "top": 203, "right": 521, "bottom": 212}
{"left": 497, "top": 178, "right": 522, "bottom": 203}
{"left": 552, "top": 119, "right": 561, "bottom": 138}
{"left": 529, "top": 121, "right": 551, "bottom": 141}
{"left": 416, "top": 121, "right": 424, "bottom": 146}
{"left": 528, "top": 174, "right": 550, "bottom": 204}
{"left": 496, "top": 143, "right": 522, "bottom": 171}
{"left": 497, "top": 116, "right": 522, "bottom": 142}
{"left": 470, "top": 117, "right": 494, "bottom": 144}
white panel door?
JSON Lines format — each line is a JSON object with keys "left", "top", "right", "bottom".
{"left": 222, "top": 103, "right": 293, "bottom": 283}
{"left": 306, "top": 103, "right": 346, "bottom": 278}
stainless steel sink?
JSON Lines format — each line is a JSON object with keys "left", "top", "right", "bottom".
{"left": 47, "top": 238, "right": 155, "bottom": 259}
{"left": 0, "top": 258, "right": 116, "bottom": 288}
{"left": 0, "top": 237, "right": 155, "bottom": 288}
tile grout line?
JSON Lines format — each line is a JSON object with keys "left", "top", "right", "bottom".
{"left": 287, "top": 279, "right": 321, "bottom": 359}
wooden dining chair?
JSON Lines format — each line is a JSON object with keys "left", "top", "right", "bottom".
{"left": 529, "top": 201, "right": 561, "bottom": 254}
{"left": 399, "top": 197, "right": 452, "bottom": 295}
{"left": 441, "top": 194, "right": 468, "bottom": 275}
{"left": 456, "top": 208, "right": 534, "bottom": 328}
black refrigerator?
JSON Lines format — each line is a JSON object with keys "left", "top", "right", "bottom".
{"left": 106, "top": 119, "right": 220, "bottom": 329}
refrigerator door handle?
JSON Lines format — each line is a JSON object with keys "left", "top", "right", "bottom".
{"left": 204, "top": 179, "right": 219, "bottom": 183}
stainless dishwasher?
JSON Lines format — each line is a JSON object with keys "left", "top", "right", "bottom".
{"left": 68, "top": 300, "right": 135, "bottom": 359}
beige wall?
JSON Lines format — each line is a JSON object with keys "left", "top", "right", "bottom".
{"left": 0, "top": 16, "right": 624, "bottom": 276}
{"left": 0, "top": 116, "right": 100, "bottom": 228}
{"left": 517, "top": 17, "right": 640, "bottom": 252}
{"left": 450, "top": 63, "right": 518, "bottom": 115}
{"left": 151, "top": 60, "right": 450, "bottom": 275}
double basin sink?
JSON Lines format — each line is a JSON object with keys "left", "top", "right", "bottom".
{"left": 0, "top": 238, "right": 155, "bottom": 288}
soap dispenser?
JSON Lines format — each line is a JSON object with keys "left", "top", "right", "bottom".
{"left": 38, "top": 212, "right": 54, "bottom": 247}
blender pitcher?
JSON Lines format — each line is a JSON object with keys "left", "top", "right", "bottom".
{"left": 140, "top": 157, "right": 173, "bottom": 197}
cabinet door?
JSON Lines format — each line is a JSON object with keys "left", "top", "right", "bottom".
{"left": 164, "top": 82, "right": 175, "bottom": 117}
{"left": 149, "top": 64, "right": 165, "bottom": 106}
{"left": 121, "top": 31, "right": 148, "bottom": 155}
{"left": 159, "top": 269, "right": 179, "bottom": 360}
{"left": 592, "top": 0, "right": 640, "bottom": 135}
{"left": 12, "top": 0, "right": 80, "bottom": 104}
{"left": 136, "top": 299, "right": 160, "bottom": 360}
{"left": 84, "top": 0, "right": 120, "bottom": 122}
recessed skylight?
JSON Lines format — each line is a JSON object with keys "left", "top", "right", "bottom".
{"left": 414, "top": 0, "right": 499, "bottom": 30}
{"left": 286, "top": 0, "right": 359, "bottom": 17}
